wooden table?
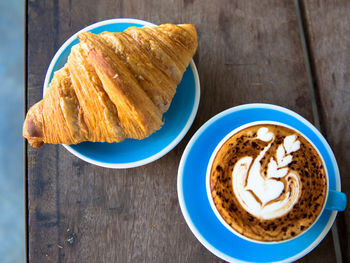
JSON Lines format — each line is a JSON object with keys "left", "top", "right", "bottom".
{"left": 26, "top": 0, "right": 349, "bottom": 262}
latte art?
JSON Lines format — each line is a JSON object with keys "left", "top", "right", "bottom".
{"left": 232, "top": 128, "right": 301, "bottom": 220}
{"left": 209, "top": 124, "right": 327, "bottom": 242}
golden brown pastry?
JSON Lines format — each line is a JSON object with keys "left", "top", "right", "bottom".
{"left": 23, "top": 24, "right": 198, "bottom": 148}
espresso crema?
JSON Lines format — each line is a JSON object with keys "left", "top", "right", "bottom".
{"left": 210, "top": 124, "right": 327, "bottom": 242}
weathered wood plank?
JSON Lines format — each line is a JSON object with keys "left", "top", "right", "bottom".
{"left": 27, "top": 0, "right": 335, "bottom": 262}
{"left": 27, "top": 0, "right": 61, "bottom": 262}
{"left": 301, "top": 0, "right": 350, "bottom": 262}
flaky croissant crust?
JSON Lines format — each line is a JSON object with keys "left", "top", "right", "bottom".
{"left": 23, "top": 24, "right": 198, "bottom": 148}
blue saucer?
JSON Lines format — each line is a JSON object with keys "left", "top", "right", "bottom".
{"left": 177, "top": 104, "right": 340, "bottom": 263}
{"left": 43, "top": 19, "right": 200, "bottom": 168}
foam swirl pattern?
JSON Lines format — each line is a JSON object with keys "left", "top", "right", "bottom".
{"left": 233, "top": 128, "right": 301, "bottom": 220}
{"left": 209, "top": 124, "right": 327, "bottom": 242}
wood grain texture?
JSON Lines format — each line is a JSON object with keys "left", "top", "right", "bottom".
{"left": 27, "top": 0, "right": 336, "bottom": 262}
{"left": 27, "top": 0, "right": 61, "bottom": 262}
{"left": 301, "top": 0, "right": 350, "bottom": 262}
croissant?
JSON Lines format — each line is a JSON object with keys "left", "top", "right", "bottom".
{"left": 23, "top": 24, "right": 198, "bottom": 148}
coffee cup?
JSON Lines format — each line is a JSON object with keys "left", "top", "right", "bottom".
{"left": 206, "top": 119, "right": 346, "bottom": 244}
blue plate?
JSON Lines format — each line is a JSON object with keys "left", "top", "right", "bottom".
{"left": 177, "top": 104, "right": 340, "bottom": 263}
{"left": 43, "top": 19, "right": 200, "bottom": 168}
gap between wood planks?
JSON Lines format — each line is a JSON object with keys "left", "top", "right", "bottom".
{"left": 293, "top": 1, "right": 343, "bottom": 263}
{"left": 24, "top": 0, "right": 29, "bottom": 262}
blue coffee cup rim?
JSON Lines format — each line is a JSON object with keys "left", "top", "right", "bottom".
{"left": 177, "top": 103, "right": 341, "bottom": 262}
{"left": 205, "top": 120, "right": 331, "bottom": 245}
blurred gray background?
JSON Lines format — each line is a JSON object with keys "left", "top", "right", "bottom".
{"left": 0, "top": 0, "right": 25, "bottom": 262}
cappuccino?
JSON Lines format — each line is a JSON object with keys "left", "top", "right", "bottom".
{"left": 209, "top": 124, "right": 327, "bottom": 242}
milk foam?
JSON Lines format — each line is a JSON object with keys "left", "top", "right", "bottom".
{"left": 232, "top": 127, "right": 301, "bottom": 220}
